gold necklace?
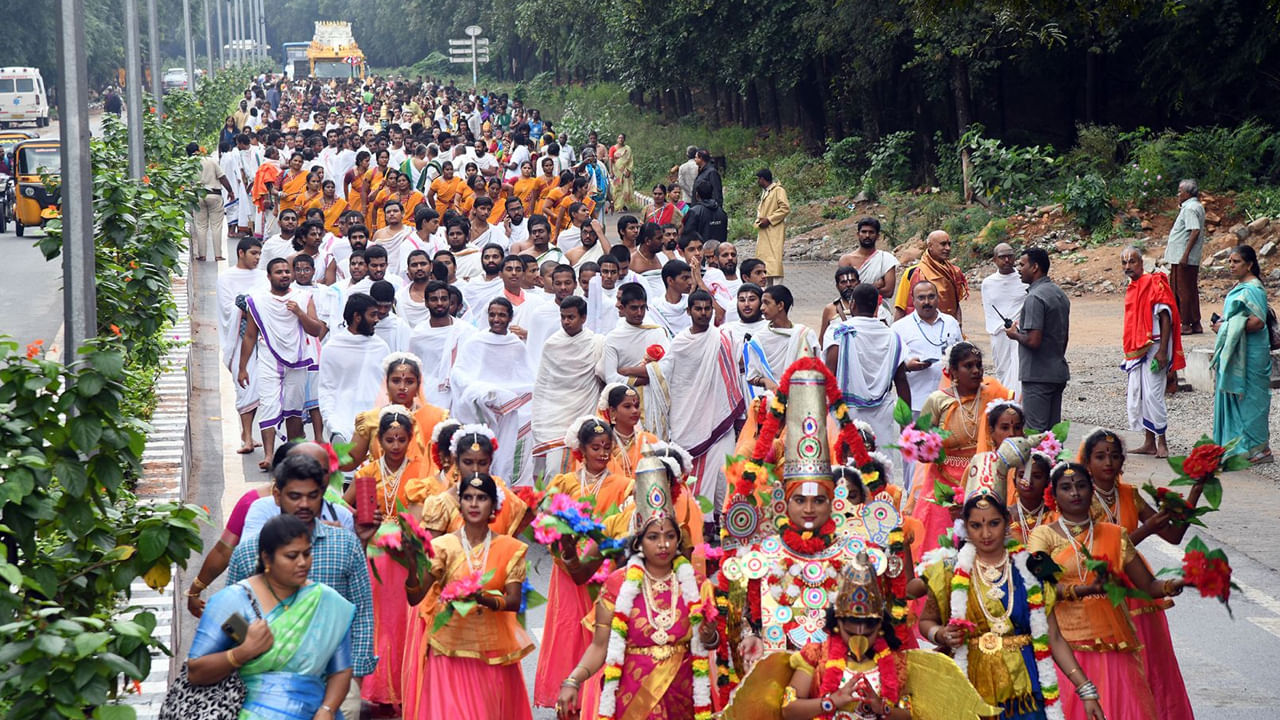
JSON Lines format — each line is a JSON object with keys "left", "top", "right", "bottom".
{"left": 1093, "top": 483, "right": 1119, "bottom": 523}
{"left": 378, "top": 456, "right": 408, "bottom": 517}
{"left": 458, "top": 529, "right": 492, "bottom": 574}
{"left": 972, "top": 551, "right": 1014, "bottom": 636}
{"left": 1058, "top": 517, "right": 1094, "bottom": 584}
{"left": 1014, "top": 500, "right": 1047, "bottom": 544}
{"left": 642, "top": 568, "right": 677, "bottom": 645}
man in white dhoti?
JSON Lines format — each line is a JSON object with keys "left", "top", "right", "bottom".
{"left": 395, "top": 249, "right": 433, "bottom": 327}
{"left": 660, "top": 290, "right": 746, "bottom": 510}
{"left": 602, "top": 282, "right": 672, "bottom": 440}
{"left": 586, "top": 255, "right": 623, "bottom": 336}
{"left": 892, "top": 281, "right": 962, "bottom": 417}
{"left": 827, "top": 284, "right": 911, "bottom": 478}
{"left": 465, "top": 196, "right": 510, "bottom": 251}
{"left": 408, "top": 281, "right": 475, "bottom": 410}
{"left": 449, "top": 297, "right": 537, "bottom": 485}
{"left": 648, "top": 259, "right": 693, "bottom": 336}
{"left": 217, "top": 238, "right": 265, "bottom": 454}
{"left": 750, "top": 285, "right": 819, "bottom": 392}
{"left": 239, "top": 257, "right": 326, "bottom": 470}
{"left": 317, "top": 293, "right": 390, "bottom": 445}
{"left": 722, "top": 283, "right": 772, "bottom": 402}
{"left": 531, "top": 296, "right": 605, "bottom": 479}
{"left": 260, "top": 208, "right": 298, "bottom": 269}
{"left": 514, "top": 263, "right": 576, "bottom": 369}
{"left": 1121, "top": 246, "right": 1183, "bottom": 458}
{"left": 980, "top": 243, "right": 1027, "bottom": 395}
{"left": 369, "top": 281, "right": 412, "bottom": 353}
{"left": 702, "top": 241, "right": 742, "bottom": 323}
{"left": 466, "top": 252, "right": 531, "bottom": 327}
{"left": 459, "top": 243, "right": 506, "bottom": 316}
{"left": 371, "top": 200, "right": 422, "bottom": 281}
{"left": 838, "top": 217, "right": 899, "bottom": 303}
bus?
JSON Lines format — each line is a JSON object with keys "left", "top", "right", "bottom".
{"left": 282, "top": 42, "right": 310, "bottom": 80}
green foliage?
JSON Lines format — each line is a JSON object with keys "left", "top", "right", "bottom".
{"left": 862, "top": 131, "right": 915, "bottom": 195}
{"left": 1063, "top": 172, "right": 1114, "bottom": 234}
{"left": 960, "top": 125, "right": 1058, "bottom": 208}
{"left": 1164, "top": 120, "right": 1279, "bottom": 191}
{"left": 1237, "top": 187, "right": 1280, "bottom": 222}
{"left": 824, "top": 135, "right": 869, "bottom": 189}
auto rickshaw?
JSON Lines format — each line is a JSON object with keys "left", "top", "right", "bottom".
{"left": 11, "top": 138, "right": 59, "bottom": 236}
{"left": 0, "top": 130, "right": 37, "bottom": 233}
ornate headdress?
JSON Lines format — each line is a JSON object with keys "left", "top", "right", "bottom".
{"left": 834, "top": 551, "right": 886, "bottom": 619}
{"left": 782, "top": 366, "right": 834, "bottom": 499}
{"left": 450, "top": 423, "right": 498, "bottom": 458}
{"left": 596, "top": 382, "right": 639, "bottom": 422}
{"left": 377, "top": 404, "right": 413, "bottom": 430}
{"left": 629, "top": 450, "right": 677, "bottom": 536}
{"left": 564, "top": 415, "right": 610, "bottom": 451}
{"left": 381, "top": 351, "right": 423, "bottom": 376}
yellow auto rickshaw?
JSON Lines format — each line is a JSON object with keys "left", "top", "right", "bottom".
{"left": 12, "top": 138, "right": 59, "bottom": 236}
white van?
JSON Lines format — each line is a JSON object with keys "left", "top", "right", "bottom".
{"left": 0, "top": 67, "right": 49, "bottom": 128}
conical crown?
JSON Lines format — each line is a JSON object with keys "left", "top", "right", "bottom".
{"left": 834, "top": 551, "right": 885, "bottom": 619}
{"left": 783, "top": 367, "right": 834, "bottom": 498}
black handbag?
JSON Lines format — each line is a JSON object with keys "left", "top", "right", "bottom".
{"left": 158, "top": 582, "right": 263, "bottom": 720}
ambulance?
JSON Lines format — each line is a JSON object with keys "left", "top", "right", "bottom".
{"left": 0, "top": 67, "right": 50, "bottom": 128}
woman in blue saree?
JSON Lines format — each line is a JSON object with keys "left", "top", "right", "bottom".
{"left": 188, "top": 514, "right": 355, "bottom": 720}
{"left": 1211, "top": 244, "right": 1273, "bottom": 464}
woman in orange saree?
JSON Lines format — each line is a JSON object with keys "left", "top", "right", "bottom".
{"left": 297, "top": 169, "right": 324, "bottom": 220}
{"left": 368, "top": 169, "right": 400, "bottom": 232}
{"left": 513, "top": 160, "right": 543, "bottom": 216}
{"left": 276, "top": 154, "right": 309, "bottom": 215}
{"left": 907, "top": 342, "right": 1012, "bottom": 555}
{"left": 1028, "top": 462, "right": 1185, "bottom": 720}
{"left": 344, "top": 150, "right": 372, "bottom": 220}
{"left": 364, "top": 149, "right": 391, "bottom": 227}
{"left": 307, "top": 179, "right": 348, "bottom": 235}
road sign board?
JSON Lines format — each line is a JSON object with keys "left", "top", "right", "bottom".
{"left": 464, "top": 25, "right": 483, "bottom": 36}
{"left": 448, "top": 38, "right": 489, "bottom": 46}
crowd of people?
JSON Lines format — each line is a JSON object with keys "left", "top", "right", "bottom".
{"left": 176, "top": 72, "right": 1261, "bottom": 720}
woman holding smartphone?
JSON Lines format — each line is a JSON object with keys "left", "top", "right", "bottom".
{"left": 186, "top": 514, "right": 355, "bottom": 720}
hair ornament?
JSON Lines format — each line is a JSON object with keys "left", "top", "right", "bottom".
{"left": 382, "top": 351, "right": 423, "bottom": 376}
{"left": 564, "top": 415, "right": 609, "bottom": 451}
{"left": 450, "top": 423, "right": 498, "bottom": 458}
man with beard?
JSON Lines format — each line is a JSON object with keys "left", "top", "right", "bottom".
{"left": 565, "top": 216, "right": 610, "bottom": 271}
{"left": 722, "top": 283, "right": 771, "bottom": 404}
{"left": 838, "top": 216, "right": 899, "bottom": 302}
{"left": 531, "top": 295, "right": 605, "bottom": 479}
{"left": 321, "top": 210, "right": 365, "bottom": 284}
{"left": 317, "top": 293, "right": 389, "bottom": 445}
{"left": 465, "top": 250, "right": 527, "bottom": 326}
{"left": 503, "top": 195, "right": 529, "bottom": 248}
{"left": 261, "top": 208, "right": 299, "bottom": 269}
{"left": 395, "top": 249, "right": 433, "bottom": 327}
{"left": 893, "top": 230, "right": 968, "bottom": 325}
{"left": 603, "top": 282, "right": 672, "bottom": 439}
{"left": 631, "top": 221, "right": 671, "bottom": 303}
{"left": 369, "top": 280, "right": 412, "bottom": 353}
{"left": 704, "top": 242, "right": 741, "bottom": 324}
{"left": 980, "top": 242, "right": 1027, "bottom": 393}
{"left": 446, "top": 219, "right": 483, "bottom": 281}
{"left": 660, "top": 290, "right": 745, "bottom": 510}
{"left": 511, "top": 212, "right": 566, "bottom": 267}
{"left": 819, "top": 266, "right": 860, "bottom": 344}
{"left": 217, "top": 238, "right": 265, "bottom": 455}
{"left": 892, "top": 280, "right": 962, "bottom": 419}
{"left": 346, "top": 245, "right": 404, "bottom": 299}
{"left": 468, "top": 195, "right": 508, "bottom": 250}
{"left": 239, "top": 258, "right": 326, "bottom": 470}
{"left": 409, "top": 281, "right": 476, "bottom": 410}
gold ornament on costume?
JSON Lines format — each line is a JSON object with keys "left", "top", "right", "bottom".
{"left": 782, "top": 368, "right": 834, "bottom": 499}
{"left": 630, "top": 451, "right": 677, "bottom": 535}
{"left": 834, "top": 551, "right": 886, "bottom": 619}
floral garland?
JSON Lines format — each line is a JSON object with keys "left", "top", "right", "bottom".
{"left": 815, "top": 633, "right": 901, "bottom": 718}
{"left": 599, "top": 555, "right": 712, "bottom": 720}
{"left": 777, "top": 516, "right": 837, "bottom": 556}
{"left": 949, "top": 542, "right": 1062, "bottom": 720}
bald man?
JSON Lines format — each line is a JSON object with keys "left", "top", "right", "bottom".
{"left": 980, "top": 242, "right": 1028, "bottom": 393}
{"left": 1122, "top": 246, "right": 1184, "bottom": 457}
{"left": 893, "top": 230, "right": 968, "bottom": 325}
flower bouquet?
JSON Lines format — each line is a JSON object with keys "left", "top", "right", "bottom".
{"left": 891, "top": 399, "right": 951, "bottom": 465}
{"left": 946, "top": 617, "right": 978, "bottom": 641}
{"left": 1160, "top": 536, "right": 1239, "bottom": 618}
{"left": 645, "top": 344, "right": 665, "bottom": 362}
{"left": 1168, "top": 436, "right": 1249, "bottom": 509}
{"left": 366, "top": 502, "right": 435, "bottom": 585}
{"left": 1081, "top": 549, "right": 1151, "bottom": 606}
{"left": 433, "top": 569, "right": 504, "bottom": 631}
{"left": 1141, "top": 484, "right": 1215, "bottom": 527}
{"left": 529, "top": 492, "right": 627, "bottom": 557}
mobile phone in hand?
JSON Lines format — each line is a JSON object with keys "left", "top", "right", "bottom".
{"left": 221, "top": 612, "right": 250, "bottom": 644}
{"left": 1211, "top": 312, "right": 1222, "bottom": 324}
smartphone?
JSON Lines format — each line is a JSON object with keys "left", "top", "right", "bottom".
{"left": 355, "top": 476, "right": 377, "bottom": 526}
{"left": 1211, "top": 312, "right": 1222, "bottom": 324}
{"left": 921, "top": 357, "right": 940, "bottom": 366}
{"left": 221, "top": 612, "right": 250, "bottom": 644}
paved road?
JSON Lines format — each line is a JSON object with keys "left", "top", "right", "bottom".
{"left": 0, "top": 110, "right": 106, "bottom": 350}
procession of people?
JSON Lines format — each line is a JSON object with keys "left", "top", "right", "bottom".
{"left": 182, "top": 72, "right": 1249, "bottom": 720}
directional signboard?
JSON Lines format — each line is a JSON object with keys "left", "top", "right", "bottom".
{"left": 448, "top": 27, "right": 489, "bottom": 85}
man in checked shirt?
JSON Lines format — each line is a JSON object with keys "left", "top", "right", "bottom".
{"left": 227, "top": 452, "right": 376, "bottom": 719}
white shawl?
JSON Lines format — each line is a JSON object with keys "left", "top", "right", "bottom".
{"left": 531, "top": 329, "right": 605, "bottom": 452}
{"left": 408, "top": 319, "right": 475, "bottom": 410}
{"left": 317, "top": 331, "right": 390, "bottom": 440}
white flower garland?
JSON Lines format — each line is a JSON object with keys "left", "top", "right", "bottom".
{"left": 598, "top": 554, "right": 711, "bottom": 719}
{"left": 949, "top": 543, "right": 1063, "bottom": 720}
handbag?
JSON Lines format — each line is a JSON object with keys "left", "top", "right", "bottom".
{"left": 1267, "top": 306, "right": 1280, "bottom": 351}
{"left": 158, "top": 582, "right": 263, "bottom": 720}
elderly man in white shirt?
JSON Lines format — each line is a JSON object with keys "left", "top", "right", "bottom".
{"left": 891, "top": 280, "right": 963, "bottom": 418}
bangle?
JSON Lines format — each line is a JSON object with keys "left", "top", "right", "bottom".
{"left": 1076, "top": 680, "right": 1099, "bottom": 700}
{"left": 928, "top": 625, "right": 941, "bottom": 645}
{"left": 320, "top": 705, "right": 334, "bottom": 715}
{"left": 562, "top": 677, "right": 581, "bottom": 689}
{"left": 191, "top": 577, "right": 207, "bottom": 591}
{"left": 226, "top": 649, "right": 242, "bottom": 668}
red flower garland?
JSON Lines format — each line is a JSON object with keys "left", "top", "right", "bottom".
{"left": 815, "top": 634, "right": 901, "bottom": 716}
{"left": 779, "top": 517, "right": 837, "bottom": 555}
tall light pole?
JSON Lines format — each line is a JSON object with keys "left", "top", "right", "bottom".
{"left": 123, "top": 0, "right": 145, "bottom": 178}
{"left": 258, "top": 0, "right": 267, "bottom": 60}
{"left": 216, "top": 0, "right": 224, "bottom": 67}
{"left": 182, "top": 0, "right": 195, "bottom": 93}
{"left": 204, "top": 0, "right": 214, "bottom": 79}
{"left": 148, "top": 0, "right": 163, "bottom": 116}
{"left": 57, "top": 0, "right": 97, "bottom": 364}
{"left": 232, "top": 0, "right": 241, "bottom": 65}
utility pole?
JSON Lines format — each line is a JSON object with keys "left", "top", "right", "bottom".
{"left": 148, "top": 0, "right": 163, "bottom": 116}
{"left": 258, "top": 0, "right": 268, "bottom": 60}
{"left": 183, "top": 0, "right": 195, "bottom": 93}
{"left": 233, "top": 0, "right": 242, "bottom": 65}
{"left": 123, "top": 0, "right": 145, "bottom": 178}
{"left": 57, "top": 0, "right": 97, "bottom": 364}
{"left": 204, "top": 0, "right": 214, "bottom": 79}
{"left": 216, "top": 0, "right": 224, "bottom": 67}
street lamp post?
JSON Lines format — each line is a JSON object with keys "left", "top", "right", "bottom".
{"left": 57, "top": 0, "right": 97, "bottom": 364}
{"left": 183, "top": 0, "right": 196, "bottom": 93}
{"left": 216, "top": 0, "right": 224, "bottom": 68}
{"left": 204, "top": 0, "right": 214, "bottom": 79}
{"left": 148, "top": 0, "right": 163, "bottom": 116}
{"left": 123, "top": 0, "right": 145, "bottom": 178}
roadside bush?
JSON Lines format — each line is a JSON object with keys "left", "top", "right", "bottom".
{"left": 1237, "top": 186, "right": 1280, "bottom": 222}
{"left": 862, "top": 131, "right": 914, "bottom": 196}
{"left": 1063, "top": 172, "right": 1114, "bottom": 235}
{"left": 1166, "top": 119, "right": 1277, "bottom": 191}
{"left": 1062, "top": 124, "right": 1122, "bottom": 177}
{"left": 824, "top": 135, "right": 868, "bottom": 189}
{"left": 960, "top": 125, "right": 1058, "bottom": 209}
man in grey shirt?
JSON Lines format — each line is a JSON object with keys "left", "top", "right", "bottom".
{"left": 674, "top": 146, "right": 699, "bottom": 204}
{"left": 1006, "top": 247, "right": 1071, "bottom": 432}
{"left": 1163, "top": 178, "right": 1206, "bottom": 334}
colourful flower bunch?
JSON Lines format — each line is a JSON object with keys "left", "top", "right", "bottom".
{"left": 946, "top": 617, "right": 978, "bottom": 638}
{"left": 898, "top": 426, "right": 945, "bottom": 463}
{"left": 529, "top": 492, "right": 626, "bottom": 556}
{"left": 367, "top": 504, "right": 435, "bottom": 585}
{"left": 432, "top": 568, "right": 504, "bottom": 632}
{"left": 1168, "top": 536, "right": 1238, "bottom": 617}
{"left": 1141, "top": 484, "right": 1215, "bottom": 527}
{"left": 1169, "top": 436, "right": 1249, "bottom": 509}
{"left": 645, "top": 343, "right": 666, "bottom": 361}
{"left": 1033, "top": 433, "right": 1064, "bottom": 460}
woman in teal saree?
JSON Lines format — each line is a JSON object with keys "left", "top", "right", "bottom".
{"left": 188, "top": 515, "right": 355, "bottom": 720}
{"left": 1211, "top": 244, "right": 1273, "bottom": 464}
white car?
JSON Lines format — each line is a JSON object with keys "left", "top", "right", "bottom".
{"left": 162, "top": 68, "right": 189, "bottom": 92}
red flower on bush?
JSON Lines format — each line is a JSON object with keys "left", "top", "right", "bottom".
{"left": 1183, "top": 444, "right": 1226, "bottom": 481}
{"left": 645, "top": 344, "right": 665, "bottom": 361}
{"left": 25, "top": 339, "right": 44, "bottom": 359}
